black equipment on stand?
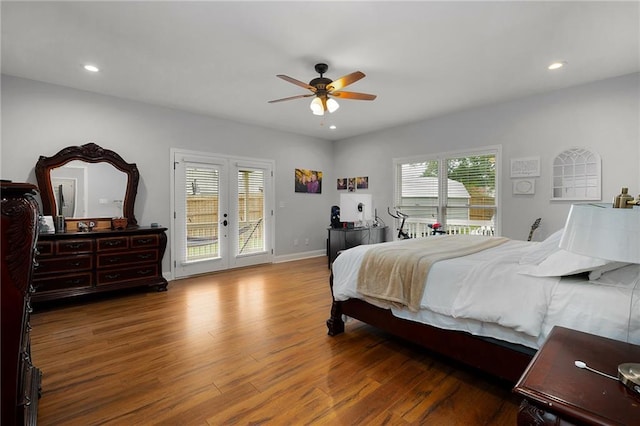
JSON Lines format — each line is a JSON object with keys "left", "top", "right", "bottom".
{"left": 331, "top": 205, "right": 341, "bottom": 229}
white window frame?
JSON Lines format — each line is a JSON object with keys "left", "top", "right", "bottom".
{"left": 393, "top": 145, "right": 502, "bottom": 238}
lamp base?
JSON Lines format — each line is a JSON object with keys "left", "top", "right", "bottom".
{"left": 618, "top": 363, "right": 640, "bottom": 395}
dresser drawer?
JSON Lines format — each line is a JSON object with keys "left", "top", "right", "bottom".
{"left": 33, "top": 272, "right": 93, "bottom": 293}
{"left": 56, "top": 239, "right": 94, "bottom": 254}
{"left": 97, "top": 264, "right": 159, "bottom": 285}
{"left": 35, "top": 254, "right": 93, "bottom": 275}
{"left": 97, "top": 249, "right": 158, "bottom": 268}
{"left": 35, "top": 240, "right": 54, "bottom": 256}
{"left": 131, "top": 235, "right": 160, "bottom": 248}
{"left": 97, "top": 237, "right": 129, "bottom": 251}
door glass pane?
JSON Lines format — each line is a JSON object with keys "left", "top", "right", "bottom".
{"left": 237, "top": 169, "right": 265, "bottom": 255}
{"left": 186, "top": 166, "right": 219, "bottom": 261}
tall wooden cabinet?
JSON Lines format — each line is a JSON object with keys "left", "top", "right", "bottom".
{"left": 1, "top": 181, "right": 41, "bottom": 425}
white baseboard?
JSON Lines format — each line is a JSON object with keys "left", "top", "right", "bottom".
{"left": 274, "top": 250, "right": 326, "bottom": 263}
{"left": 163, "top": 251, "right": 326, "bottom": 280}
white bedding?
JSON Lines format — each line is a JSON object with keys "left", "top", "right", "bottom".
{"left": 332, "top": 238, "right": 640, "bottom": 350}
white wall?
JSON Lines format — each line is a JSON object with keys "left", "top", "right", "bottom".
{"left": 1, "top": 75, "right": 335, "bottom": 274}
{"left": 333, "top": 73, "right": 640, "bottom": 241}
{"left": 3, "top": 73, "right": 638, "bottom": 278}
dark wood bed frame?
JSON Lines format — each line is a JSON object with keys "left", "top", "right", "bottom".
{"left": 326, "top": 273, "right": 536, "bottom": 383}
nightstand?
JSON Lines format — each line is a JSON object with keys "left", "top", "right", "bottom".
{"left": 513, "top": 326, "right": 640, "bottom": 425}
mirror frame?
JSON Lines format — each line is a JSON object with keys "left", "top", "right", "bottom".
{"left": 35, "top": 142, "right": 139, "bottom": 227}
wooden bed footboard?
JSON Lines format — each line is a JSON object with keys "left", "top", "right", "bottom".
{"left": 327, "top": 273, "right": 535, "bottom": 383}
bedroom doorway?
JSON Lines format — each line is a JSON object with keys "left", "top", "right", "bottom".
{"left": 171, "top": 150, "right": 274, "bottom": 279}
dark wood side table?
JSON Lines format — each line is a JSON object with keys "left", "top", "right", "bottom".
{"left": 327, "top": 226, "right": 387, "bottom": 267}
{"left": 513, "top": 326, "right": 640, "bottom": 425}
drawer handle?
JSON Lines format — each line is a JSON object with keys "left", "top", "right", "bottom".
{"left": 108, "top": 257, "right": 121, "bottom": 263}
{"left": 64, "top": 243, "right": 84, "bottom": 249}
{"left": 138, "top": 269, "right": 153, "bottom": 275}
{"left": 68, "top": 261, "right": 82, "bottom": 267}
{"left": 65, "top": 279, "right": 83, "bottom": 285}
{"left": 106, "top": 273, "right": 121, "bottom": 279}
{"left": 137, "top": 254, "right": 153, "bottom": 260}
{"left": 137, "top": 238, "right": 152, "bottom": 244}
{"left": 104, "top": 240, "right": 123, "bottom": 247}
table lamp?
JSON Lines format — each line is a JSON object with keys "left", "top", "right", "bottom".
{"left": 560, "top": 202, "right": 640, "bottom": 394}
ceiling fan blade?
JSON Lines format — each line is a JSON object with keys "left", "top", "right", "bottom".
{"left": 276, "top": 75, "right": 316, "bottom": 92}
{"left": 331, "top": 91, "right": 377, "bottom": 101}
{"left": 327, "top": 71, "right": 365, "bottom": 91}
{"left": 268, "top": 94, "right": 314, "bottom": 103}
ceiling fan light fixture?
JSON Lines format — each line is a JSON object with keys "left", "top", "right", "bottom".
{"left": 327, "top": 98, "right": 339, "bottom": 113}
{"left": 310, "top": 97, "right": 324, "bottom": 115}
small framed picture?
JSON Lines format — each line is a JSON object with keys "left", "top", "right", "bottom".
{"left": 356, "top": 176, "right": 369, "bottom": 189}
{"left": 337, "top": 178, "right": 347, "bottom": 190}
{"left": 513, "top": 179, "right": 535, "bottom": 195}
{"left": 510, "top": 156, "right": 540, "bottom": 178}
{"left": 347, "top": 178, "right": 356, "bottom": 192}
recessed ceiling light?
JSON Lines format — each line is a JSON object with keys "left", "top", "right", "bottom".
{"left": 548, "top": 62, "right": 566, "bottom": 70}
{"left": 329, "top": 125, "right": 337, "bottom": 130}
{"left": 83, "top": 64, "right": 100, "bottom": 72}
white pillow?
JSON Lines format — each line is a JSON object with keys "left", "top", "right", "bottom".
{"left": 518, "top": 229, "right": 563, "bottom": 265}
{"left": 520, "top": 248, "right": 612, "bottom": 277}
{"left": 588, "top": 262, "right": 632, "bottom": 281}
{"left": 589, "top": 263, "right": 640, "bottom": 284}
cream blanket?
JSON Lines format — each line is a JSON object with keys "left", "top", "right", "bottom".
{"left": 356, "top": 235, "right": 508, "bottom": 312}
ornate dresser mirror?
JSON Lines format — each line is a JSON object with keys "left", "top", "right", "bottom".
{"left": 31, "top": 143, "right": 167, "bottom": 303}
{"left": 35, "top": 142, "right": 139, "bottom": 227}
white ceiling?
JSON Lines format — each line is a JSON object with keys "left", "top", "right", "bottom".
{"left": 2, "top": 1, "right": 638, "bottom": 141}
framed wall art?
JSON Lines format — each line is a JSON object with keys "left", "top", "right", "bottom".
{"left": 295, "top": 168, "right": 322, "bottom": 193}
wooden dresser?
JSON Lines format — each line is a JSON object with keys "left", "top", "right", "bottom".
{"left": 32, "top": 226, "right": 168, "bottom": 303}
{"left": 1, "top": 181, "right": 41, "bottom": 425}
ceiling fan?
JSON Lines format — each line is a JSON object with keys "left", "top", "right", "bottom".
{"left": 268, "top": 63, "right": 376, "bottom": 116}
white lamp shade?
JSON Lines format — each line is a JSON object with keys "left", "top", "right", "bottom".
{"left": 559, "top": 204, "right": 640, "bottom": 263}
{"left": 326, "top": 98, "right": 340, "bottom": 113}
{"left": 310, "top": 97, "right": 324, "bottom": 115}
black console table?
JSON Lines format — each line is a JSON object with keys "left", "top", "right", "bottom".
{"left": 327, "top": 226, "right": 387, "bottom": 267}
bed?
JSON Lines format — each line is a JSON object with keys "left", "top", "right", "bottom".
{"left": 326, "top": 230, "right": 640, "bottom": 382}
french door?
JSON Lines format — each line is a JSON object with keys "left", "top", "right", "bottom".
{"left": 172, "top": 150, "right": 273, "bottom": 279}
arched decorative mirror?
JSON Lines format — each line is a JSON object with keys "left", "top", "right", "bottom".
{"left": 35, "top": 142, "right": 139, "bottom": 227}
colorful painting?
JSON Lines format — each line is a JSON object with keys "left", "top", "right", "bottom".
{"left": 356, "top": 176, "right": 369, "bottom": 189}
{"left": 295, "top": 168, "right": 323, "bottom": 193}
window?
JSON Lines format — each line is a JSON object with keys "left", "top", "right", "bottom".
{"left": 393, "top": 146, "right": 500, "bottom": 238}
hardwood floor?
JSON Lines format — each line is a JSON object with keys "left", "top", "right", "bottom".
{"left": 30, "top": 257, "right": 521, "bottom": 425}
